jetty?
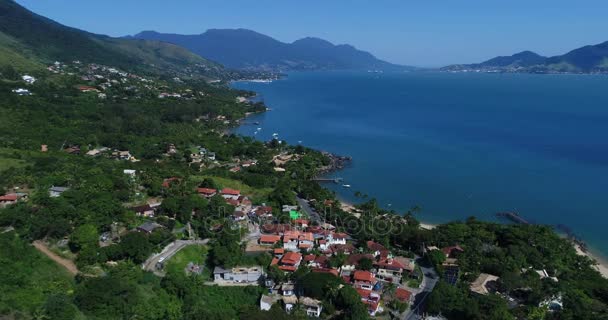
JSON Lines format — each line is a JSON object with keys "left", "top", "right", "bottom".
{"left": 496, "top": 212, "right": 529, "bottom": 224}
{"left": 313, "top": 177, "right": 343, "bottom": 184}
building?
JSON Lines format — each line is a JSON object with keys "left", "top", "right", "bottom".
{"left": 137, "top": 221, "right": 162, "bottom": 234}
{"left": 22, "top": 75, "right": 36, "bottom": 84}
{"left": 278, "top": 252, "right": 302, "bottom": 272}
{"left": 299, "top": 297, "right": 323, "bottom": 317}
{"left": 470, "top": 273, "right": 500, "bottom": 295}
{"left": 123, "top": 169, "right": 136, "bottom": 177}
{"left": 260, "top": 294, "right": 276, "bottom": 311}
{"left": 12, "top": 88, "right": 32, "bottom": 96}
{"left": 197, "top": 187, "right": 217, "bottom": 198}
{"left": 0, "top": 193, "right": 27, "bottom": 207}
{"left": 367, "top": 240, "right": 389, "bottom": 257}
{"left": 353, "top": 270, "right": 377, "bottom": 290}
{"left": 213, "top": 266, "right": 263, "bottom": 283}
{"left": 221, "top": 188, "right": 241, "bottom": 200}
{"left": 395, "top": 288, "right": 413, "bottom": 304}
{"left": 340, "top": 254, "right": 375, "bottom": 275}
{"left": 131, "top": 204, "right": 155, "bottom": 217}
{"left": 374, "top": 256, "right": 412, "bottom": 283}
{"left": 260, "top": 234, "right": 281, "bottom": 246}
{"left": 49, "top": 186, "right": 69, "bottom": 198}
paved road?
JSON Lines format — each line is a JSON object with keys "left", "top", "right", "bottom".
{"left": 403, "top": 256, "right": 439, "bottom": 320}
{"left": 296, "top": 196, "right": 321, "bottom": 223}
{"left": 142, "top": 239, "right": 209, "bottom": 275}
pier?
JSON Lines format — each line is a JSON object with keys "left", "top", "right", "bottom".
{"left": 496, "top": 212, "right": 529, "bottom": 225}
{"left": 313, "top": 177, "right": 343, "bottom": 184}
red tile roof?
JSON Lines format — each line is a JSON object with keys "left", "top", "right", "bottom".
{"left": 353, "top": 270, "right": 375, "bottom": 283}
{"left": 346, "top": 254, "right": 375, "bottom": 266}
{"left": 294, "top": 219, "right": 309, "bottom": 225}
{"left": 304, "top": 254, "right": 316, "bottom": 262}
{"left": 395, "top": 288, "right": 413, "bottom": 302}
{"left": 260, "top": 235, "right": 281, "bottom": 243}
{"left": 281, "top": 252, "right": 302, "bottom": 265}
{"left": 274, "top": 248, "right": 285, "bottom": 255}
{"left": 225, "top": 198, "right": 240, "bottom": 206}
{"left": 374, "top": 258, "right": 406, "bottom": 270}
{"left": 314, "top": 255, "right": 329, "bottom": 267}
{"left": 0, "top": 194, "right": 18, "bottom": 201}
{"left": 197, "top": 187, "right": 217, "bottom": 195}
{"left": 221, "top": 188, "right": 240, "bottom": 196}
{"left": 442, "top": 245, "right": 464, "bottom": 256}
{"left": 271, "top": 257, "right": 279, "bottom": 266}
{"left": 312, "top": 268, "right": 339, "bottom": 277}
{"left": 367, "top": 240, "right": 386, "bottom": 252}
{"left": 279, "top": 265, "right": 297, "bottom": 272}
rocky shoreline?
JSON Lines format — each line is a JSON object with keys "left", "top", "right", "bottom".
{"left": 317, "top": 151, "right": 352, "bottom": 175}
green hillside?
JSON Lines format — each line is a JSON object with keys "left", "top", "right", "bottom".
{"left": 0, "top": 0, "right": 227, "bottom": 79}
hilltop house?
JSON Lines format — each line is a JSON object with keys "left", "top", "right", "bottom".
{"left": 259, "top": 234, "right": 281, "bottom": 246}
{"left": 0, "top": 193, "right": 27, "bottom": 207}
{"left": 197, "top": 187, "right": 217, "bottom": 198}
{"left": 137, "top": 221, "right": 162, "bottom": 234}
{"left": 278, "top": 252, "right": 302, "bottom": 272}
{"left": 221, "top": 188, "right": 240, "bottom": 200}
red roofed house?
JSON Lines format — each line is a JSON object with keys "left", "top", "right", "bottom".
{"left": 0, "top": 193, "right": 26, "bottom": 207}
{"left": 221, "top": 188, "right": 241, "bottom": 200}
{"left": 327, "top": 232, "right": 347, "bottom": 245}
{"left": 356, "top": 289, "right": 381, "bottom": 316}
{"left": 77, "top": 85, "right": 100, "bottom": 93}
{"left": 442, "top": 245, "right": 464, "bottom": 258}
{"left": 279, "top": 252, "right": 302, "bottom": 272}
{"left": 197, "top": 188, "right": 217, "bottom": 198}
{"left": 274, "top": 248, "right": 285, "bottom": 256}
{"left": 260, "top": 235, "right": 281, "bottom": 246}
{"left": 374, "top": 256, "right": 412, "bottom": 283}
{"left": 353, "top": 270, "right": 377, "bottom": 290}
{"left": 312, "top": 268, "right": 339, "bottom": 277}
{"left": 298, "top": 232, "right": 314, "bottom": 251}
{"left": 254, "top": 206, "right": 273, "bottom": 218}
{"left": 303, "top": 254, "right": 316, "bottom": 263}
{"left": 367, "top": 240, "right": 389, "bottom": 257}
{"left": 395, "top": 288, "right": 413, "bottom": 304}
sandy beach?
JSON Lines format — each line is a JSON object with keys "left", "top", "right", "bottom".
{"left": 574, "top": 244, "right": 608, "bottom": 279}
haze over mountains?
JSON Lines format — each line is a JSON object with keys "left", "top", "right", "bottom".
{"left": 443, "top": 41, "right": 608, "bottom": 73}
{"left": 130, "top": 29, "right": 408, "bottom": 72}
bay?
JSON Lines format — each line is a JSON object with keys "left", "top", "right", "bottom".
{"left": 232, "top": 71, "right": 608, "bottom": 257}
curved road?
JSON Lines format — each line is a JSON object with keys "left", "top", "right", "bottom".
{"left": 402, "top": 256, "right": 439, "bottom": 320}
{"left": 142, "top": 239, "right": 209, "bottom": 276}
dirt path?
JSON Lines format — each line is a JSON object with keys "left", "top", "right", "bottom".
{"left": 33, "top": 240, "right": 79, "bottom": 276}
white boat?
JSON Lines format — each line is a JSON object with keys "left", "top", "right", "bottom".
{"left": 342, "top": 184, "right": 351, "bottom": 188}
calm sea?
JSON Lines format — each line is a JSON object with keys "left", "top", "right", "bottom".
{"left": 232, "top": 71, "right": 608, "bottom": 256}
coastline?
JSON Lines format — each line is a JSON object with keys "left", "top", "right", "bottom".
{"left": 575, "top": 244, "right": 608, "bottom": 279}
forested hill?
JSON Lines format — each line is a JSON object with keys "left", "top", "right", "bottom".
{"left": 442, "top": 41, "right": 608, "bottom": 73}
{"left": 0, "top": 0, "right": 238, "bottom": 80}
{"left": 130, "top": 29, "right": 410, "bottom": 71}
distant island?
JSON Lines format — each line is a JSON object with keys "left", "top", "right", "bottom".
{"left": 442, "top": 41, "right": 608, "bottom": 74}
{"left": 129, "top": 29, "right": 412, "bottom": 72}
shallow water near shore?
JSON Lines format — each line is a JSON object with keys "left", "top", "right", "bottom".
{"left": 232, "top": 71, "right": 608, "bottom": 257}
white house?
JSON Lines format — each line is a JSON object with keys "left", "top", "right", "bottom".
{"left": 12, "top": 88, "right": 31, "bottom": 96}
{"left": 327, "top": 232, "right": 347, "bottom": 245}
{"left": 22, "top": 75, "right": 36, "bottom": 84}
{"left": 299, "top": 297, "right": 323, "bottom": 317}
{"left": 49, "top": 186, "right": 69, "bottom": 198}
{"left": 123, "top": 169, "right": 136, "bottom": 177}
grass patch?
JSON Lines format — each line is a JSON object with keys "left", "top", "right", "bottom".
{"left": 0, "top": 232, "right": 74, "bottom": 316}
{"left": 165, "top": 244, "right": 209, "bottom": 277}
{"left": 0, "top": 148, "right": 28, "bottom": 172}
{"left": 191, "top": 175, "right": 272, "bottom": 201}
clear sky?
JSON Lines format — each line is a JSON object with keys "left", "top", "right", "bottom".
{"left": 15, "top": 0, "right": 608, "bottom": 67}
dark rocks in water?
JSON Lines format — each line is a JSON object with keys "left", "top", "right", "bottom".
{"left": 318, "top": 151, "right": 352, "bottom": 174}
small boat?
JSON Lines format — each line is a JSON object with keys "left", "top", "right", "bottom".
{"left": 256, "top": 127, "right": 262, "bottom": 131}
{"left": 342, "top": 184, "right": 351, "bottom": 188}
{"left": 253, "top": 121, "right": 260, "bottom": 125}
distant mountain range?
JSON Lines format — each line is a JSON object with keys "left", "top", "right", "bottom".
{"left": 130, "top": 29, "right": 409, "bottom": 71}
{"left": 0, "top": 0, "right": 239, "bottom": 80}
{"left": 442, "top": 41, "right": 608, "bottom": 74}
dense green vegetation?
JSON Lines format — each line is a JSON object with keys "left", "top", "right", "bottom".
{"left": 425, "top": 220, "right": 608, "bottom": 320}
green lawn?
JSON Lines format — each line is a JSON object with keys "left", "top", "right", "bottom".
{"left": 191, "top": 175, "right": 272, "bottom": 201}
{"left": 165, "top": 244, "right": 209, "bottom": 277}
{"left": 0, "top": 148, "right": 28, "bottom": 172}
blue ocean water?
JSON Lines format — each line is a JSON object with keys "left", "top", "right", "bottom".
{"left": 232, "top": 71, "right": 608, "bottom": 256}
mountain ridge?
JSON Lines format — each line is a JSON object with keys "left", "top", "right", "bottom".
{"left": 130, "top": 29, "right": 410, "bottom": 71}
{"left": 442, "top": 42, "right": 608, "bottom": 73}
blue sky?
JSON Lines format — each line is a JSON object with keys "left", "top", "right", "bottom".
{"left": 16, "top": 0, "right": 608, "bottom": 67}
